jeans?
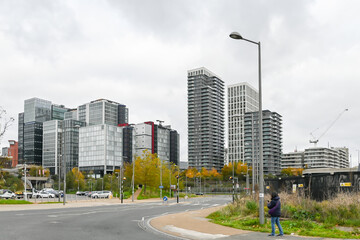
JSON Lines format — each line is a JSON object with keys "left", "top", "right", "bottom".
{"left": 270, "top": 217, "right": 284, "bottom": 236}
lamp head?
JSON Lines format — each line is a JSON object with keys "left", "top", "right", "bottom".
{"left": 229, "top": 32, "right": 243, "bottom": 40}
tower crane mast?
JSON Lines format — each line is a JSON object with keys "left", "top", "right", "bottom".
{"left": 309, "top": 109, "right": 348, "bottom": 147}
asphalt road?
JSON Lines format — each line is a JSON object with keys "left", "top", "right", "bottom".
{"left": 0, "top": 196, "right": 231, "bottom": 240}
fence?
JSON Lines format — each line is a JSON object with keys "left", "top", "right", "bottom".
{"left": 265, "top": 171, "right": 360, "bottom": 201}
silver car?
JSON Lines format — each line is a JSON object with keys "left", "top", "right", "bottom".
{"left": 0, "top": 189, "right": 16, "bottom": 199}
{"left": 91, "top": 191, "right": 112, "bottom": 198}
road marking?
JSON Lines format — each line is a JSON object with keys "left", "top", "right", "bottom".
{"left": 47, "top": 215, "right": 58, "bottom": 218}
{"left": 163, "top": 225, "right": 228, "bottom": 239}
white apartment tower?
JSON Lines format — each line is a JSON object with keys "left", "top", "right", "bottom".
{"left": 228, "top": 83, "right": 258, "bottom": 164}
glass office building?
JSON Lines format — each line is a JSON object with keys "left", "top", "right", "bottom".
{"left": 18, "top": 113, "right": 24, "bottom": 163}
{"left": 77, "top": 99, "right": 128, "bottom": 126}
{"left": 19, "top": 98, "right": 52, "bottom": 165}
{"left": 52, "top": 104, "right": 69, "bottom": 120}
{"left": 79, "top": 124, "right": 123, "bottom": 175}
{"left": 63, "top": 119, "right": 85, "bottom": 173}
{"left": 43, "top": 119, "right": 85, "bottom": 174}
{"left": 24, "top": 98, "right": 52, "bottom": 123}
{"left": 43, "top": 120, "right": 62, "bottom": 175}
{"left": 23, "top": 122, "right": 43, "bottom": 165}
{"left": 170, "top": 130, "right": 180, "bottom": 166}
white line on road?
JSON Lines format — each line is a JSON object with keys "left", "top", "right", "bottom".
{"left": 163, "top": 225, "right": 228, "bottom": 239}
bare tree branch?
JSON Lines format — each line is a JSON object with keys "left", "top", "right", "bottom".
{"left": 0, "top": 107, "right": 15, "bottom": 139}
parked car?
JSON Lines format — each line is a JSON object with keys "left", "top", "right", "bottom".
{"left": 0, "top": 189, "right": 16, "bottom": 199}
{"left": 91, "top": 191, "right": 112, "bottom": 199}
{"left": 87, "top": 191, "right": 97, "bottom": 198}
{"left": 45, "top": 190, "right": 62, "bottom": 198}
{"left": 15, "top": 191, "right": 33, "bottom": 199}
{"left": 33, "top": 190, "right": 55, "bottom": 198}
{"left": 76, "top": 191, "right": 86, "bottom": 196}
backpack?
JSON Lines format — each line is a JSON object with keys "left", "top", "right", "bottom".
{"left": 268, "top": 200, "right": 280, "bottom": 215}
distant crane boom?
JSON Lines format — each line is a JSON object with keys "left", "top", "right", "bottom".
{"left": 309, "top": 109, "right": 348, "bottom": 146}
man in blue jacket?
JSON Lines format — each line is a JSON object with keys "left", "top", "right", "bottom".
{"left": 267, "top": 192, "right": 284, "bottom": 236}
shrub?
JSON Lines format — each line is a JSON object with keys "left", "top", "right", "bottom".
{"left": 245, "top": 200, "right": 257, "bottom": 212}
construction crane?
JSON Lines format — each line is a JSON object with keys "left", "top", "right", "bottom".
{"left": 156, "top": 119, "right": 164, "bottom": 126}
{"left": 309, "top": 109, "right": 348, "bottom": 147}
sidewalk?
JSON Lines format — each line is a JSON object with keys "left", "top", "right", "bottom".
{"left": 150, "top": 207, "right": 337, "bottom": 240}
{"left": 0, "top": 196, "right": 159, "bottom": 212}
{"left": 150, "top": 206, "right": 249, "bottom": 239}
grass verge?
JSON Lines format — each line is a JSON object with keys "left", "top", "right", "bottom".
{"left": 0, "top": 199, "right": 33, "bottom": 204}
{"left": 207, "top": 193, "right": 360, "bottom": 239}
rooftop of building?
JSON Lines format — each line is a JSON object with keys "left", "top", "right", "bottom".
{"left": 227, "top": 82, "right": 258, "bottom": 92}
{"left": 90, "top": 98, "right": 121, "bottom": 105}
{"left": 187, "top": 67, "right": 221, "bottom": 79}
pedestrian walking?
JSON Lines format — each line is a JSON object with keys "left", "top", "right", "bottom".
{"left": 267, "top": 192, "right": 284, "bottom": 237}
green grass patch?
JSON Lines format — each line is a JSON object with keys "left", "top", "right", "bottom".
{"left": 208, "top": 214, "right": 360, "bottom": 239}
{"left": 137, "top": 187, "right": 161, "bottom": 200}
{"left": 207, "top": 195, "right": 360, "bottom": 239}
{"left": 0, "top": 199, "right": 33, "bottom": 204}
{"left": 38, "top": 201, "right": 63, "bottom": 204}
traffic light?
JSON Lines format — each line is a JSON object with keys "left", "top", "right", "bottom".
{"left": 229, "top": 176, "right": 233, "bottom": 181}
{"left": 176, "top": 175, "right": 179, "bottom": 179}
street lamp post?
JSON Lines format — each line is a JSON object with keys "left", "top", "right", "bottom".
{"left": 121, "top": 176, "right": 126, "bottom": 203}
{"left": 230, "top": 31, "right": 264, "bottom": 225}
{"left": 246, "top": 167, "right": 250, "bottom": 195}
{"left": 169, "top": 163, "right": 172, "bottom": 198}
{"left": 58, "top": 154, "right": 62, "bottom": 202}
{"left": 120, "top": 162, "right": 123, "bottom": 203}
{"left": 176, "top": 166, "right": 180, "bottom": 203}
{"left": 24, "top": 163, "right": 27, "bottom": 201}
{"left": 232, "top": 160, "right": 235, "bottom": 203}
{"left": 132, "top": 157, "right": 135, "bottom": 202}
{"left": 63, "top": 129, "right": 67, "bottom": 206}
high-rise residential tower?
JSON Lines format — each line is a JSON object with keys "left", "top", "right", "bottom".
{"left": 187, "top": 67, "right": 224, "bottom": 171}
{"left": 244, "top": 110, "right": 282, "bottom": 176}
{"left": 228, "top": 83, "right": 259, "bottom": 164}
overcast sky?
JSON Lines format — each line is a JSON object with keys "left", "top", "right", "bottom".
{"left": 1, "top": 0, "right": 359, "bottom": 167}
